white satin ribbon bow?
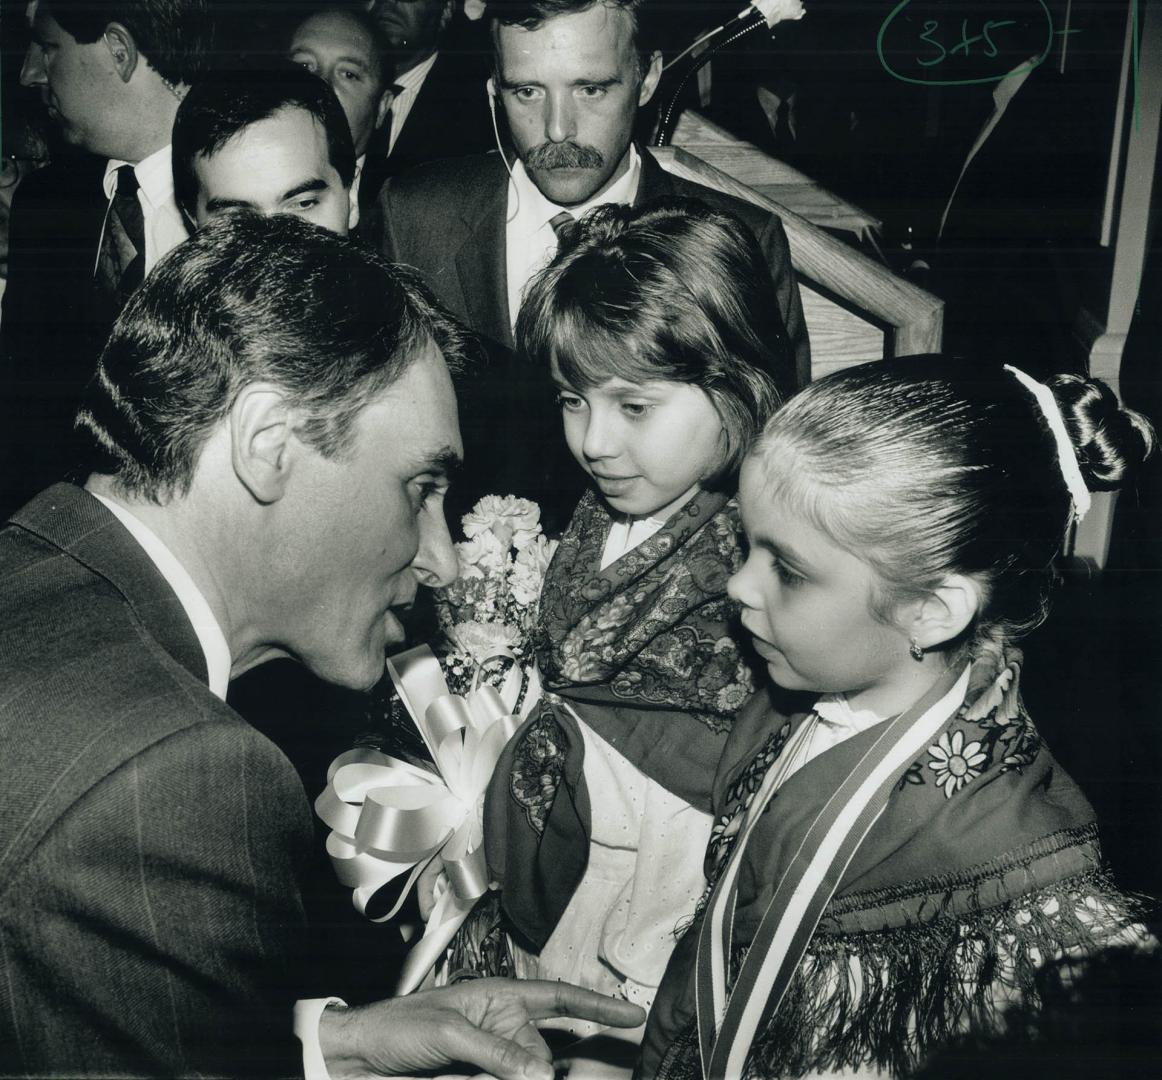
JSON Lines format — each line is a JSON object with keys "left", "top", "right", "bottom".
{"left": 315, "top": 645, "right": 526, "bottom": 993}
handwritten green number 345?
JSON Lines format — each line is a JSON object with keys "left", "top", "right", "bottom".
{"left": 876, "top": 0, "right": 1055, "bottom": 86}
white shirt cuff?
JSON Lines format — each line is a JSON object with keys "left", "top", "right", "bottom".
{"left": 294, "top": 997, "right": 346, "bottom": 1080}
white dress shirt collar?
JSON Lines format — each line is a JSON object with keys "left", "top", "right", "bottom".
{"left": 939, "top": 57, "right": 1037, "bottom": 239}
{"left": 388, "top": 50, "right": 439, "bottom": 155}
{"left": 101, "top": 144, "right": 188, "bottom": 273}
{"left": 811, "top": 693, "right": 887, "bottom": 738}
{"left": 91, "top": 492, "right": 232, "bottom": 700}
{"left": 103, "top": 143, "right": 172, "bottom": 210}
{"left": 349, "top": 152, "right": 366, "bottom": 231}
{"left": 505, "top": 144, "right": 641, "bottom": 331}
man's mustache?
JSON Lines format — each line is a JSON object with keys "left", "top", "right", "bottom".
{"left": 524, "top": 141, "right": 604, "bottom": 170}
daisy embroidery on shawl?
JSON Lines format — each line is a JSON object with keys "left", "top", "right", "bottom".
{"left": 927, "top": 730, "right": 989, "bottom": 798}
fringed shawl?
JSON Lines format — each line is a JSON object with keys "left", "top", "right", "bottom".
{"left": 484, "top": 488, "right": 757, "bottom": 950}
{"left": 641, "top": 655, "right": 1150, "bottom": 1079}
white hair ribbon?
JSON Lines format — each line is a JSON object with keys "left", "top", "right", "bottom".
{"left": 1003, "top": 364, "right": 1092, "bottom": 521}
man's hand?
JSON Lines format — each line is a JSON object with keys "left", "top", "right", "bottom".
{"left": 319, "top": 979, "right": 646, "bottom": 1080}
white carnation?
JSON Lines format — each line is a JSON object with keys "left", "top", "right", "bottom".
{"left": 449, "top": 620, "right": 521, "bottom": 664}
{"left": 462, "top": 495, "right": 542, "bottom": 551}
{"left": 510, "top": 535, "right": 558, "bottom": 607}
{"left": 456, "top": 530, "right": 507, "bottom": 577}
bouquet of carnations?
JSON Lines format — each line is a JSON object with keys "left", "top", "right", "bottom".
{"left": 315, "top": 496, "right": 555, "bottom": 993}
{"left": 433, "top": 495, "right": 557, "bottom": 712}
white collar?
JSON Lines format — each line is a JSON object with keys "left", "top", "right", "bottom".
{"left": 811, "top": 693, "right": 887, "bottom": 737}
{"left": 394, "top": 51, "right": 438, "bottom": 95}
{"left": 510, "top": 143, "right": 641, "bottom": 232}
{"left": 91, "top": 492, "right": 232, "bottom": 700}
{"left": 102, "top": 143, "right": 174, "bottom": 210}
{"left": 349, "top": 152, "right": 366, "bottom": 230}
{"left": 992, "top": 56, "right": 1036, "bottom": 111}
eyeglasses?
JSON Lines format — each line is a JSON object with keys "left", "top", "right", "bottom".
{"left": 1, "top": 154, "right": 49, "bottom": 190}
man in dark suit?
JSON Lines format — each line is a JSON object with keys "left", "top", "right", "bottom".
{"left": 172, "top": 65, "right": 358, "bottom": 236}
{"left": 0, "top": 212, "right": 642, "bottom": 1078}
{"left": 361, "top": 0, "right": 494, "bottom": 195}
{"left": 1, "top": 0, "right": 214, "bottom": 517}
{"left": 287, "top": 6, "right": 395, "bottom": 224}
{"left": 381, "top": 0, "right": 808, "bottom": 377}
{"left": 378, "top": 0, "right": 808, "bottom": 530}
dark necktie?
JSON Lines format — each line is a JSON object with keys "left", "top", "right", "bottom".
{"left": 97, "top": 164, "right": 145, "bottom": 304}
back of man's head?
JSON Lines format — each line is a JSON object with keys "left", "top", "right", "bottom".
{"left": 172, "top": 64, "right": 357, "bottom": 224}
{"left": 77, "top": 211, "right": 473, "bottom": 500}
{"left": 42, "top": 0, "right": 215, "bottom": 88}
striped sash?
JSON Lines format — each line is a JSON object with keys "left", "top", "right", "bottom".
{"left": 695, "top": 666, "right": 970, "bottom": 1079}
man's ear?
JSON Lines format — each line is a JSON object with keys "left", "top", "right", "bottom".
{"left": 103, "top": 23, "right": 139, "bottom": 83}
{"left": 229, "top": 384, "right": 296, "bottom": 504}
{"left": 906, "top": 574, "right": 981, "bottom": 651}
{"left": 638, "top": 50, "right": 664, "bottom": 107}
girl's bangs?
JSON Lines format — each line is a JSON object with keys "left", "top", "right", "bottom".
{"left": 549, "top": 307, "right": 676, "bottom": 390}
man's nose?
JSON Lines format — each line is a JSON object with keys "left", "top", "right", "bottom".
{"left": 21, "top": 45, "right": 47, "bottom": 88}
{"left": 545, "top": 91, "right": 577, "bottom": 144}
{"left": 412, "top": 507, "right": 459, "bottom": 590}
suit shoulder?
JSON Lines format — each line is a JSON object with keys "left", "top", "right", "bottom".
{"left": 383, "top": 153, "right": 505, "bottom": 207}
{"left": 657, "top": 170, "right": 780, "bottom": 235}
{"left": 0, "top": 524, "right": 301, "bottom": 860}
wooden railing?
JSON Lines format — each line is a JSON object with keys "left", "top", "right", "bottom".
{"left": 651, "top": 142, "right": 944, "bottom": 377}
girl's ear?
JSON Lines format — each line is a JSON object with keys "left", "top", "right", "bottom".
{"left": 908, "top": 574, "right": 981, "bottom": 650}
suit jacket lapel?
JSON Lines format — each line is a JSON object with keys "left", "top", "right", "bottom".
{"left": 634, "top": 146, "right": 677, "bottom": 206}
{"left": 455, "top": 157, "right": 513, "bottom": 348}
{"left": 9, "top": 484, "right": 210, "bottom": 687}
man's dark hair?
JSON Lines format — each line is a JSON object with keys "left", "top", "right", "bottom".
{"left": 489, "top": 0, "right": 659, "bottom": 72}
{"left": 171, "top": 64, "right": 357, "bottom": 221}
{"left": 77, "top": 211, "right": 474, "bottom": 500}
{"left": 42, "top": 1, "right": 215, "bottom": 87}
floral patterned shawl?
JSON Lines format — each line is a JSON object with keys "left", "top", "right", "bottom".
{"left": 483, "top": 487, "right": 757, "bottom": 950}
{"left": 639, "top": 651, "right": 1149, "bottom": 1079}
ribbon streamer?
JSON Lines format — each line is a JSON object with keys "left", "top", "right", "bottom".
{"left": 316, "top": 644, "right": 526, "bottom": 993}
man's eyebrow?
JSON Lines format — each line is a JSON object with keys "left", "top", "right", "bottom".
{"left": 497, "top": 75, "right": 622, "bottom": 90}
{"left": 280, "top": 178, "right": 328, "bottom": 202}
{"left": 415, "top": 446, "right": 463, "bottom": 476}
{"left": 204, "top": 196, "right": 256, "bottom": 213}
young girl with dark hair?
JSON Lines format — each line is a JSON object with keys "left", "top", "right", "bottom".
{"left": 640, "top": 354, "right": 1155, "bottom": 1079}
{"left": 452, "top": 198, "right": 795, "bottom": 1027}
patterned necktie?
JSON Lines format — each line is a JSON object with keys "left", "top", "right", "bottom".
{"left": 97, "top": 164, "right": 145, "bottom": 304}
{"left": 549, "top": 210, "right": 574, "bottom": 241}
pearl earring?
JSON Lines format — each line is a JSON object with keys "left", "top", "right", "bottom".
{"left": 909, "top": 638, "right": 924, "bottom": 662}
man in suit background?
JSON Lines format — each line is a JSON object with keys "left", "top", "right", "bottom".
{"left": 380, "top": 0, "right": 808, "bottom": 379}
{"left": 288, "top": 5, "right": 395, "bottom": 224}
{"left": 377, "top": 0, "right": 808, "bottom": 531}
{"left": 0, "top": 211, "right": 643, "bottom": 1078}
{"left": 1, "top": 0, "right": 214, "bottom": 516}
{"left": 173, "top": 65, "right": 358, "bottom": 236}
{"left": 362, "top": 0, "right": 494, "bottom": 186}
